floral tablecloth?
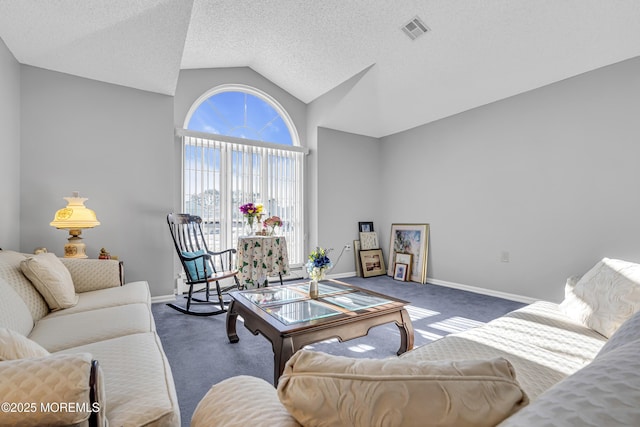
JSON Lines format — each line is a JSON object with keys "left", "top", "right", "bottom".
{"left": 237, "top": 236, "right": 289, "bottom": 288}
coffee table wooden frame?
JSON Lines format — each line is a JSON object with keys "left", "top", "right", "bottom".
{"left": 226, "top": 279, "right": 415, "bottom": 384}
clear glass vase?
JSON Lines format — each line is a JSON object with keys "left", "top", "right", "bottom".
{"left": 245, "top": 216, "right": 255, "bottom": 236}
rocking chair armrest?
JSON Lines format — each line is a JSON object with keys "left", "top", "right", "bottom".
{"left": 180, "top": 252, "right": 211, "bottom": 262}
{"left": 206, "top": 248, "right": 237, "bottom": 256}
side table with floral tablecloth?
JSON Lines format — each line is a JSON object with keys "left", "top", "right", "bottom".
{"left": 237, "top": 236, "right": 289, "bottom": 288}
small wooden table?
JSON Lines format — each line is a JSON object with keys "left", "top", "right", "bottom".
{"left": 226, "top": 279, "right": 414, "bottom": 384}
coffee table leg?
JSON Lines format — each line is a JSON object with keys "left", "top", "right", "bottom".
{"left": 274, "top": 337, "right": 295, "bottom": 385}
{"left": 226, "top": 300, "right": 239, "bottom": 343}
{"left": 396, "top": 308, "right": 414, "bottom": 355}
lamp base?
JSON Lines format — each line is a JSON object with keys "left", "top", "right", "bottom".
{"left": 64, "top": 230, "right": 88, "bottom": 259}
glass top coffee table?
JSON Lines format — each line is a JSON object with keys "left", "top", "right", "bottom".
{"left": 226, "top": 279, "right": 414, "bottom": 384}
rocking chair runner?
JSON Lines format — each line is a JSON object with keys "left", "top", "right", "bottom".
{"left": 167, "top": 213, "right": 242, "bottom": 316}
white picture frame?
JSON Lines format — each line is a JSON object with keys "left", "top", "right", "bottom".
{"left": 359, "top": 231, "right": 379, "bottom": 250}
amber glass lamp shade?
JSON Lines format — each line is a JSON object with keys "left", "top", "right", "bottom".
{"left": 50, "top": 192, "right": 100, "bottom": 258}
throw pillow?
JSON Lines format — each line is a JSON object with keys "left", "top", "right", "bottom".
{"left": 0, "top": 328, "right": 50, "bottom": 361}
{"left": 181, "top": 249, "right": 208, "bottom": 280}
{"left": 560, "top": 258, "right": 640, "bottom": 338}
{"left": 277, "top": 350, "right": 528, "bottom": 427}
{"left": 0, "top": 277, "right": 34, "bottom": 336}
{"left": 20, "top": 253, "right": 79, "bottom": 311}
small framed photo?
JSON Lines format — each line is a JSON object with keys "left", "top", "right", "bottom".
{"left": 358, "top": 221, "right": 374, "bottom": 233}
{"left": 359, "top": 231, "right": 379, "bottom": 250}
{"left": 359, "top": 249, "right": 386, "bottom": 278}
{"left": 393, "top": 263, "right": 409, "bottom": 281}
{"left": 395, "top": 253, "right": 412, "bottom": 280}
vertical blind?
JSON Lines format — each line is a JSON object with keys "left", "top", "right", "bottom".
{"left": 182, "top": 133, "right": 305, "bottom": 266}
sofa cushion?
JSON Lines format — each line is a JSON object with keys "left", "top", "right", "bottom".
{"left": 489, "top": 301, "right": 606, "bottom": 365}
{"left": 400, "top": 301, "right": 600, "bottom": 401}
{"left": 560, "top": 257, "right": 640, "bottom": 338}
{"left": 0, "top": 328, "right": 50, "bottom": 361}
{"left": 58, "top": 332, "right": 180, "bottom": 427}
{"left": 498, "top": 338, "right": 640, "bottom": 427}
{"left": 277, "top": 350, "right": 528, "bottom": 427}
{"left": 0, "top": 277, "right": 34, "bottom": 335}
{"left": 0, "top": 250, "right": 49, "bottom": 321}
{"left": 60, "top": 258, "right": 122, "bottom": 292}
{"left": 193, "top": 376, "right": 300, "bottom": 427}
{"left": 20, "top": 253, "right": 79, "bottom": 311}
{"left": 596, "top": 308, "right": 640, "bottom": 357}
{"left": 44, "top": 281, "right": 151, "bottom": 319}
{"left": 29, "top": 303, "right": 154, "bottom": 352}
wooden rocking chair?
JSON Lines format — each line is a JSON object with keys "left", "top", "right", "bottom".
{"left": 167, "top": 213, "right": 242, "bottom": 316}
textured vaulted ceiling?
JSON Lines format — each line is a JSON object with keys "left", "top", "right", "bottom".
{"left": 1, "top": 0, "right": 639, "bottom": 137}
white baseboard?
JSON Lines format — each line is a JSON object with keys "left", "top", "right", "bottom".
{"left": 427, "top": 278, "right": 537, "bottom": 304}
{"left": 158, "top": 273, "right": 535, "bottom": 304}
{"left": 151, "top": 294, "right": 178, "bottom": 304}
{"left": 327, "top": 271, "right": 357, "bottom": 280}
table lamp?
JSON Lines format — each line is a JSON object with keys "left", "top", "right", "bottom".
{"left": 50, "top": 191, "right": 101, "bottom": 258}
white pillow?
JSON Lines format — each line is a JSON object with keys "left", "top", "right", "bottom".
{"left": 277, "top": 350, "right": 528, "bottom": 427}
{"left": 0, "top": 328, "right": 50, "bottom": 361}
{"left": 560, "top": 258, "right": 640, "bottom": 338}
{"left": 20, "top": 253, "right": 79, "bottom": 311}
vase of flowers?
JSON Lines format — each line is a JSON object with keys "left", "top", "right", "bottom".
{"left": 263, "top": 215, "right": 283, "bottom": 236}
{"left": 239, "top": 202, "right": 264, "bottom": 236}
{"left": 306, "top": 246, "right": 332, "bottom": 298}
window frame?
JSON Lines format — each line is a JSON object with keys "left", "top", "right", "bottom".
{"left": 178, "top": 85, "right": 307, "bottom": 267}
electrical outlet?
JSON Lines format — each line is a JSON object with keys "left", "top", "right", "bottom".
{"left": 344, "top": 244, "right": 352, "bottom": 251}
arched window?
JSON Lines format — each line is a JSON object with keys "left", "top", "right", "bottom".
{"left": 185, "top": 85, "right": 298, "bottom": 146}
{"left": 180, "top": 85, "right": 305, "bottom": 268}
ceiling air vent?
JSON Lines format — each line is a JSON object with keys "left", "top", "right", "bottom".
{"left": 401, "top": 16, "right": 429, "bottom": 41}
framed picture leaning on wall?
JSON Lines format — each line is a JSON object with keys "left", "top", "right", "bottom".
{"left": 359, "top": 249, "right": 386, "bottom": 278}
{"left": 358, "top": 221, "right": 374, "bottom": 232}
{"left": 387, "top": 224, "right": 429, "bottom": 284}
{"left": 359, "top": 231, "right": 379, "bottom": 250}
{"left": 393, "top": 263, "right": 408, "bottom": 281}
{"left": 353, "top": 240, "right": 363, "bottom": 277}
{"left": 394, "top": 252, "right": 412, "bottom": 281}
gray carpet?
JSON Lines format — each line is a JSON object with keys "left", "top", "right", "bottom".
{"left": 151, "top": 275, "right": 525, "bottom": 427}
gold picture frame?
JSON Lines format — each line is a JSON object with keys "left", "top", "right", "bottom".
{"left": 359, "top": 249, "right": 386, "bottom": 278}
{"left": 354, "top": 240, "right": 363, "bottom": 277}
{"left": 387, "top": 224, "right": 429, "bottom": 284}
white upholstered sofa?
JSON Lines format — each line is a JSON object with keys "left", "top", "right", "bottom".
{"left": 192, "top": 257, "right": 640, "bottom": 427}
{"left": 0, "top": 249, "right": 180, "bottom": 427}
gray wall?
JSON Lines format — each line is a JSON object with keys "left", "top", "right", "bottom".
{"left": 307, "top": 68, "right": 373, "bottom": 262}
{"left": 380, "top": 56, "right": 640, "bottom": 302}
{"left": 7, "top": 50, "right": 640, "bottom": 301}
{"left": 317, "top": 127, "right": 381, "bottom": 275}
{"left": 20, "top": 66, "right": 175, "bottom": 296}
{"left": 0, "top": 38, "right": 21, "bottom": 249}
